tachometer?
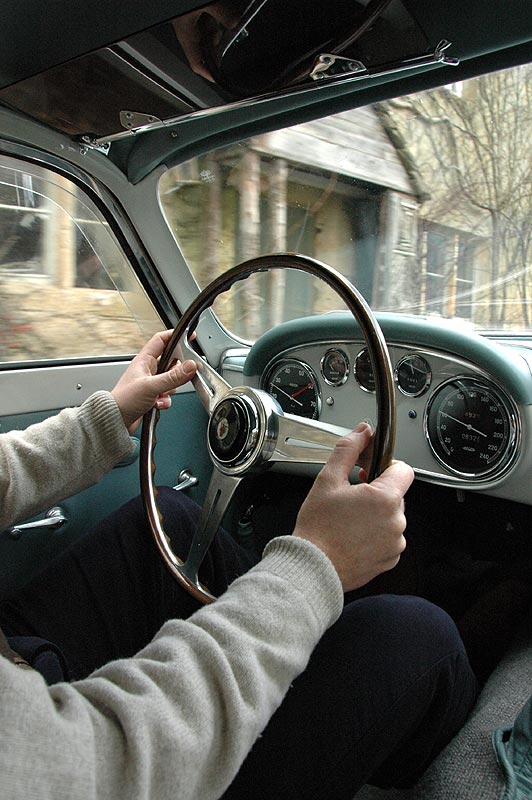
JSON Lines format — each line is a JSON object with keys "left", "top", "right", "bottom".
{"left": 425, "top": 377, "right": 518, "bottom": 478}
{"left": 265, "top": 359, "right": 321, "bottom": 419}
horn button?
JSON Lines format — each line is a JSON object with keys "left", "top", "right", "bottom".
{"left": 208, "top": 395, "right": 259, "bottom": 467}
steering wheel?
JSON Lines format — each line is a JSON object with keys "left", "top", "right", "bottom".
{"left": 140, "top": 254, "right": 396, "bottom": 604}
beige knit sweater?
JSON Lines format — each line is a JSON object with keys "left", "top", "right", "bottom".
{"left": 0, "top": 392, "right": 343, "bottom": 799}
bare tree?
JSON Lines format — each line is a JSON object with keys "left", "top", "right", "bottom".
{"left": 385, "top": 65, "right": 532, "bottom": 328}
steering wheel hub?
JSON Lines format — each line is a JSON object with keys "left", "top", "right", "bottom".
{"left": 208, "top": 395, "right": 259, "bottom": 466}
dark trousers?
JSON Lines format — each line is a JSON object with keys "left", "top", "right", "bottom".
{"left": 0, "top": 488, "right": 477, "bottom": 798}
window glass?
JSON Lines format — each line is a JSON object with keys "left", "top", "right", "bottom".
{"left": 0, "top": 157, "right": 162, "bottom": 363}
{"left": 159, "top": 63, "right": 532, "bottom": 341}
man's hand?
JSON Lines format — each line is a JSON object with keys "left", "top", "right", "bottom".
{"left": 111, "top": 331, "right": 197, "bottom": 433}
{"left": 293, "top": 423, "right": 414, "bottom": 592}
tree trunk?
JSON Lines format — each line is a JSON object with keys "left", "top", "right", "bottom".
{"left": 237, "top": 148, "right": 262, "bottom": 338}
{"left": 203, "top": 155, "right": 222, "bottom": 286}
{"left": 267, "top": 158, "right": 288, "bottom": 326}
{"left": 489, "top": 211, "right": 502, "bottom": 327}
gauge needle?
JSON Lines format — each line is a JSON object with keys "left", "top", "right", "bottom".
{"left": 291, "top": 383, "right": 313, "bottom": 399}
{"left": 441, "top": 412, "right": 487, "bottom": 437}
{"left": 273, "top": 385, "right": 303, "bottom": 407}
{"left": 407, "top": 362, "right": 426, "bottom": 375}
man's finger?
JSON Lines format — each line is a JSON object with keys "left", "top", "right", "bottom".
{"left": 324, "top": 423, "right": 373, "bottom": 482}
{"left": 153, "top": 359, "right": 197, "bottom": 394}
{"left": 139, "top": 330, "right": 174, "bottom": 362}
{"left": 371, "top": 460, "right": 415, "bottom": 497}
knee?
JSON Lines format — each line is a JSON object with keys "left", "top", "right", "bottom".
{"left": 341, "top": 594, "right": 468, "bottom": 663}
{"left": 156, "top": 486, "right": 202, "bottom": 521}
{"left": 94, "top": 486, "right": 201, "bottom": 551}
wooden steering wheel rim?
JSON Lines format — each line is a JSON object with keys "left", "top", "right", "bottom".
{"left": 140, "top": 254, "right": 396, "bottom": 603}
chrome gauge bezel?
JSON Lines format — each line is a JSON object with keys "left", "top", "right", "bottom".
{"left": 395, "top": 354, "right": 432, "bottom": 397}
{"left": 424, "top": 375, "right": 520, "bottom": 481}
{"left": 320, "top": 347, "right": 350, "bottom": 386}
{"left": 354, "top": 347, "right": 376, "bottom": 393}
{"left": 262, "top": 358, "right": 322, "bottom": 420}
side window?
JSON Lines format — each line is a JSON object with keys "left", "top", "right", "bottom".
{"left": 0, "top": 156, "right": 162, "bottom": 363}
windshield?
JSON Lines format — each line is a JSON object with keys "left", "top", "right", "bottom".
{"left": 159, "top": 63, "right": 532, "bottom": 341}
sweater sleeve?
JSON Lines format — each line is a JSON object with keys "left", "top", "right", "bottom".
{"left": 0, "top": 391, "right": 135, "bottom": 530}
{"left": 0, "top": 535, "right": 343, "bottom": 800}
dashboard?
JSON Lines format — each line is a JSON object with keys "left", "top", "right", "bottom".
{"left": 223, "top": 312, "right": 532, "bottom": 506}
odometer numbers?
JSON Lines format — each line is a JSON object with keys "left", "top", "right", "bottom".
{"left": 426, "top": 377, "right": 517, "bottom": 478}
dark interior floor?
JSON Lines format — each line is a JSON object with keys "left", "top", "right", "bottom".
{"left": 232, "top": 475, "right": 532, "bottom": 685}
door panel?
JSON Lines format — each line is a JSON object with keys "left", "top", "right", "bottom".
{"left": 0, "top": 384, "right": 211, "bottom": 593}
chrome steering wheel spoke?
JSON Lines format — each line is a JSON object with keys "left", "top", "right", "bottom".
{"left": 179, "top": 469, "right": 242, "bottom": 596}
{"left": 273, "top": 412, "right": 351, "bottom": 464}
{"left": 176, "top": 331, "right": 232, "bottom": 414}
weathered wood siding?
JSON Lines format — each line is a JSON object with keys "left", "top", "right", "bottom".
{"left": 253, "top": 107, "right": 414, "bottom": 194}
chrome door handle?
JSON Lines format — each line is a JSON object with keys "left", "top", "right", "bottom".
{"left": 8, "top": 507, "right": 67, "bottom": 539}
{"left": 173, "top": 470, "right": 199, "bottom": 492}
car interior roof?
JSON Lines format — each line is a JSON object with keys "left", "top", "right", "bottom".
{"left": 3, "top": 0, "right": 532, "bottom": 184}
{"left": 3, "top": 0, "right": 532, "bottom": 89}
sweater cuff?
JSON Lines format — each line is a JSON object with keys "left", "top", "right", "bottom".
{"left": 77, "top": 391, "right": 135, "bottom": 473}
{"left": 258, "top": 536, "right": 344, "bottom": 631}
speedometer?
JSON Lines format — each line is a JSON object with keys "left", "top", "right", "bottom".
{"left": 425, "top": 377, "right": 518, "bottom": 478}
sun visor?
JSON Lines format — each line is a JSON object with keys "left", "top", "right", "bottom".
{"left": 0, "top": 48, "right": 196, "bottom": 139}
{"left": 199, "top": 0, "right": 430, "bottom": 97}
{"left": 0, "top": 0, "right": 432, "bottom": 141}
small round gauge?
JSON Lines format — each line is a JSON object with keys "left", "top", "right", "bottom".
{"left": 265, "top": 359, "right": 321, "bottom": 419}
{"left": 426, "top": 377, "right": 517, "bottom": 477}
{"left": 321, "top": 348, "right": 349, "bottom": 386}
{"left": 395, "top": 354, "right": 432, "bottom": 397}
{"left": 354, "top": 348, "right": 375, "bottom": 392}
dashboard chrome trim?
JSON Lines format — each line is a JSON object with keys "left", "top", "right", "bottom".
{"left": 256, "top": 337, "right": 524, "bottom": 491}
{"left": 354, "top": 347, "right": 376, "bottom": 393}
{"left": 394, "top": 354, "right": 432, "bottom": 397}
{"left": 320, "top": 347, "right": 350, "bottom": 387}
{"left": 423, "top": 374, "right": 521, "bottom": 483}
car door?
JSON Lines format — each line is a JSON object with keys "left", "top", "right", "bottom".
{"left": 0, "top": 149, "right": 213, "bottom": 594}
